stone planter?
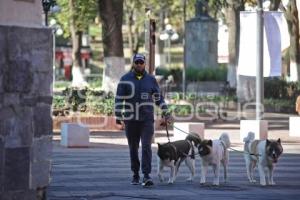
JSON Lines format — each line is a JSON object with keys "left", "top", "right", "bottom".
{"left": 53, "top": 115, "right": 120, "bottom": 131}
{"left": 53, "top": 115, "right": 167, "bottom": 132}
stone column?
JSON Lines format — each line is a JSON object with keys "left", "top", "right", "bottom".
{"left": 237, "top": 76, "right": 256, "bottom": 103}
{"left": 0, "top": 1, "right": 52, "bottom": 199}
{"left": 185, "top": 17, "right": 218, "bottom": 69}
{"left": 0, "top": 25, "right": 53, "bottom": 200}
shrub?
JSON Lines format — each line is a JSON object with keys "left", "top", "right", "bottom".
{"left": 186, "top": 68, "right": 198, "bottom": 82}
{"left": 86, "top": 90, "right": 114, "bottom": 115}
{"left": 156, "top": 66, "right": 227, "bottom": 83}
{"left": 264, "top": 98, "right": 295, "bottom": 113}
{"left": 169, "top": 67, "right": 183, "bottom": 83}
{"left": 155, "top": 67, "right": 170, "bottom": 78}
{"left": 186, "top": 66, "right": 227, "bottom": 82}
{"left": 87, "top": 78, "right": 102, "bottom": 89}
{"left": 264, "top": 78, "right": 300, "bottom": 99}
{"left": 54, "top": 81, "right": 71, "bottom": 90}
{"left": 52, "top": 95, "right": 66, "bottom": 109}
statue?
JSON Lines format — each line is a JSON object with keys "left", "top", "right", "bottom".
{"left": 195, "top": 0, "right": 209, "bottom": 17}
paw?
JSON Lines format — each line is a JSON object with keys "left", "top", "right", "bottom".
{"left": 158, "top": 175, "right": 164, "bottom": 182}
{"left": 213, "top": 182, "right": 220, "bottom": 186}
{"left": 159, "top": 177, "right": 164, "bottom": 182}
{"left": 186, "top": 177, "right": 193, "bottom": 182}
{"left": 260, "top": 181, "right": 266, "bottom": 186}
{"left": 168, "top": 179, "right": 174, "bottom": 184}
{"left": 200, "top": 180, "right": 206, "bottom": 185}
{"left": 269, "top": 181, "right": 276, "bottom": 185}
{"left": 250, "top": 179, "right": 256, "bottom": 183}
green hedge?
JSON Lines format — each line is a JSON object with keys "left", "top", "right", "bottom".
{"left": 264, "top": 78, "right": 300, "bottom": 99}
{"left": 264, "top": 98, "right": 296, "bottom": 113}
{"left": 53, "top": 87, "right": 114, "bottom": 115}
{"left": 155, "top": 65, "right": 227, "bottom": 82}
{"left": 52, "top": 78, "right": 300, "bottom": 116}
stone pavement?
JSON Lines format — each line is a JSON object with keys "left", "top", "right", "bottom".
{"left": 48, "top": 114, "right": 300, "bottom": 200}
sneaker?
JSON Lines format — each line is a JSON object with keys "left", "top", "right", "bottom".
{"left": 131, "top": 175, "right": 140, "bottom": 185}
{"left": 142, "top": 176, "right": 154, "bottom": 187}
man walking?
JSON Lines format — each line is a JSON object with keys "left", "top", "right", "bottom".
{"left": 115, "top": 53, "right": 169, "bottom": 187}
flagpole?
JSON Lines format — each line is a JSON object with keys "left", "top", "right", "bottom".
{"left": 256, "top": 0, "right": 264, "bottom": 120}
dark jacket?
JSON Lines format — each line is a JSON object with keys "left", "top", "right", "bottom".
{"left": 115, "top": 70, "right": 167, "bottom": 122}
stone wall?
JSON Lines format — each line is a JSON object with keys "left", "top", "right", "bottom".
{"left": 0, "top": 0, "right": 42, "bottom": 27}
{"left": 0, "top": 25, "right": 53, "bottom": 200}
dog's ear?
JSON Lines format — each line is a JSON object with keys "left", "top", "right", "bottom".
{"left": 277, "top": 138, "right": 281, "bottom": 144}
{"left": 266, "top": 139, "right": 271, "bottom": 146}
{"left": 207, "top": 140, "right": 213, "bottom": 147}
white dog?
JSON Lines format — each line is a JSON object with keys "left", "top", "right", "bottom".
{"left": 243, "top": 132, "right": 283, "bottom": 186}
{"left": 197, "top": 133, "right": 231, "bottom": 185}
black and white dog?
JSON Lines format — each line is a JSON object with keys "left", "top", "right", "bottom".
{"left": 157, "top": 133, "right": 201, "bottom": 184}
{"left": 197, "top": 133, "right": 231, "bottom": 186}
{"left": 243, "top": 132, "right": 283, "bottom": 186}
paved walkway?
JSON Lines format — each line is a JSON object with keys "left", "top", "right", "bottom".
{"left": 48, "top": 114, "right": 300, "bottom": 200}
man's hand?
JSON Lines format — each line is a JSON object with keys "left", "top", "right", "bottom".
{"left": 116, "top": 119, "right": 125, "bottom": 130}
{"left": 160, "top": 112, "right": 173, "bottom": 127}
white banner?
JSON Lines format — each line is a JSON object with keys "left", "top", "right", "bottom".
{"left": 237, "top": 11, "right": 288, "bottom": 77}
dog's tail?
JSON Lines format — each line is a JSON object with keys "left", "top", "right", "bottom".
{"left": 219, "top": 132, "right": 231, "bottom": 149}
{"left": 243, "top": 132, "right": 255, "bottom": 143}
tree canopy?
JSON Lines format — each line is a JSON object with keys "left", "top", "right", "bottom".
{"left": 55, "top": 0, "right": 98, "bottom": 38}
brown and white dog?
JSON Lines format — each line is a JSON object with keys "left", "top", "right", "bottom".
{"left": 157, "top": 133, "right": 201, "bottom": 184}
{"left": 243, "top": 132, "right": 283, "bottom": 186}
{"left": 197, "top": 133, "right": 231, "bottom": 185}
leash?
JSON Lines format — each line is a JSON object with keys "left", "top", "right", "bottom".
{"left": 166, "top": 121, "right": 261, "bottom": 157}
{"left": 228, "top": 147, "right": 261, "bottom": 157}
{"left": 163, "top": 120, "right": 198, "bottom": 158}
{"left": 164, "top": 120, "right": 194, "bottom": 142}
{"left": 165, "top": 118, "right": 171, "bottom": 143}
{"left": 171, "top": 124, "right": 191, "bottom": 135}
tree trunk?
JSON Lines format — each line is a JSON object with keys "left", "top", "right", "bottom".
{"left": 99, "top": 0, "right": 124, "bottom": 57}
{"left": 133, "top": 25, "right": 141, "bottom": 54}
{"left": 69, "top": 0, "right": 86, "bottom": 87}
{"left": 226, "top": 0, "right": 244, "bottom": 88}
{"left": 125, "top": 0, "right": 135, "bottom": 58}
{"left": 99, "top": 0, "right": 125, "bottom": 93}
{"left": 283, "top": 0, "right": 300, "bottom": 81}
{"left": 269, "top": 0, "right": 281, "bottom": 11}
{"left": 71, "top": 31, "right": 82, "bottom": 68}
{"left": 127, "top": 9, "right": 134, "bottom": 57}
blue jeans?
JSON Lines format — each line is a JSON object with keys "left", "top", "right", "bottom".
{"left": 125, "top": 121, "right": 154, "bottom": 176}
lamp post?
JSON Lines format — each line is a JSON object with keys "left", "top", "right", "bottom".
{"left": 182, "top": 0, "right": 187, "bottom": 99}
{"left": 49, "top": 19, "right": 63, "bottom": 83}
{"left": 159, "top": 23, "right": 179, "bottom": 68}
{"left": 42, "top": 0, "right": 58, "bottom": 26}
{"left": 42, "top": 1, "right": 61, "bottom": 86}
